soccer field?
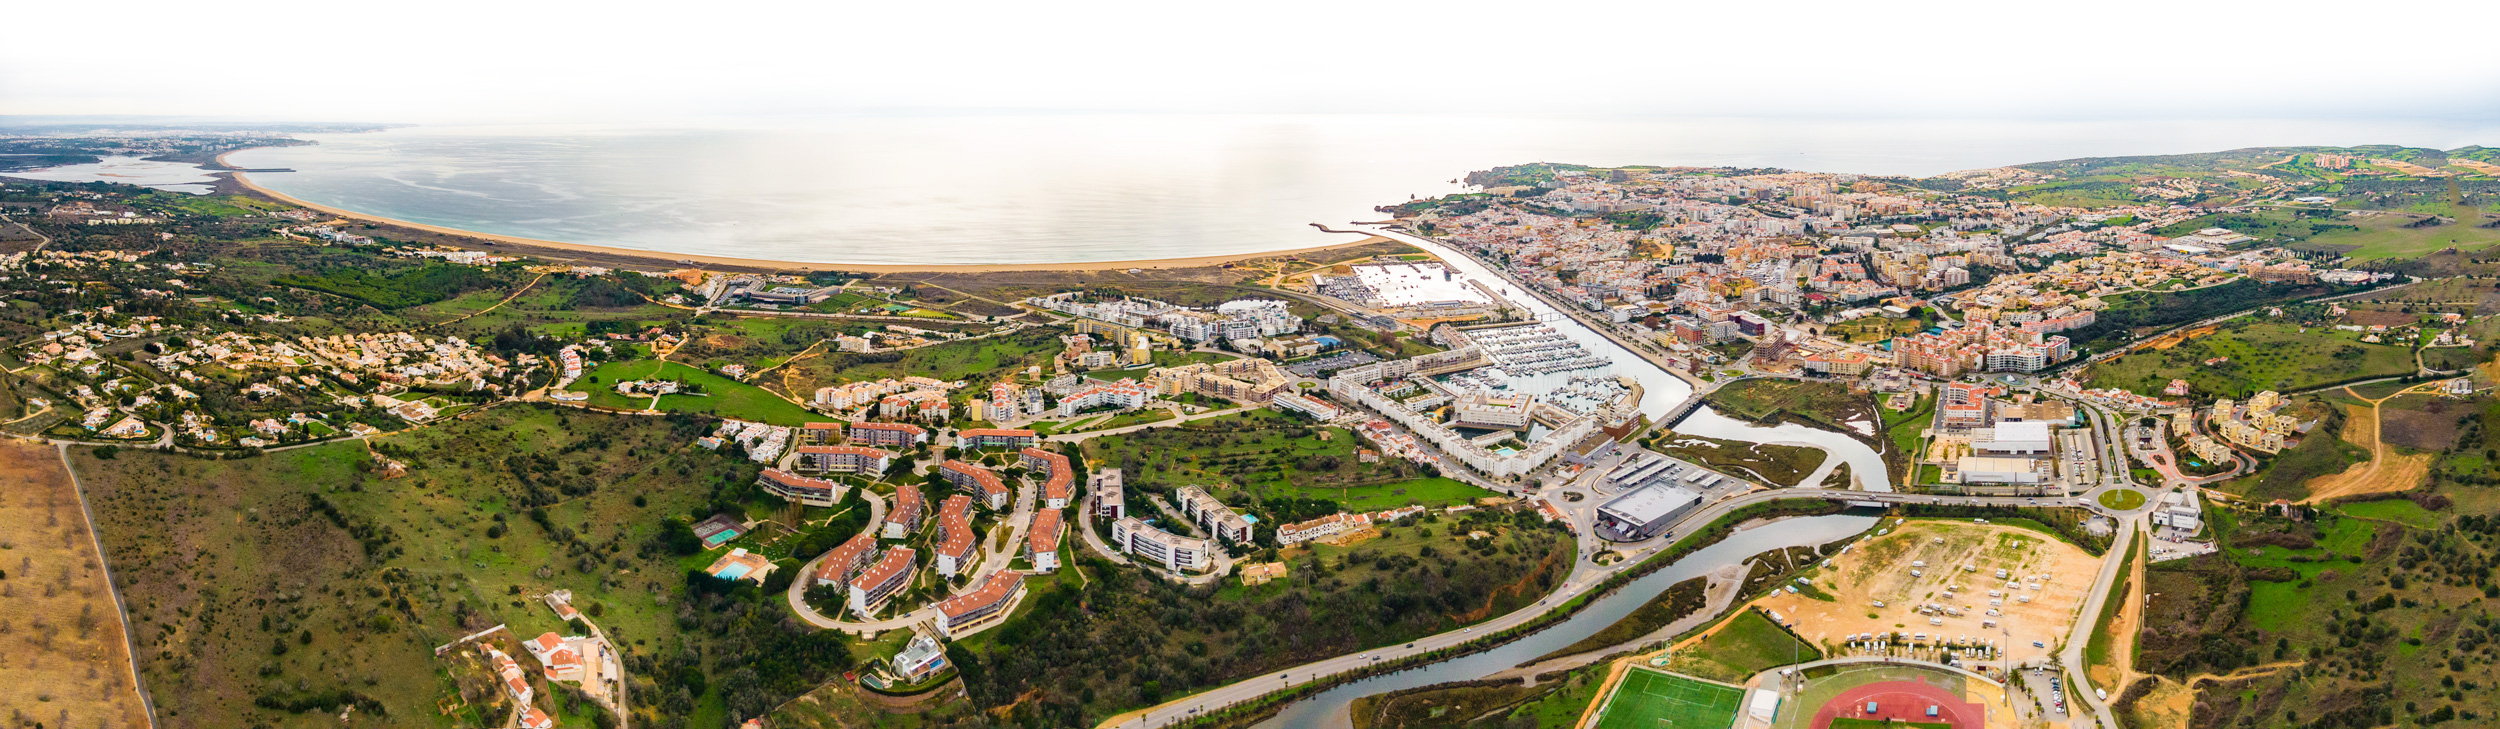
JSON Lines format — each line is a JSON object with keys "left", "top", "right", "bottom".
{"left": 1593, "top": 668, "right": 1745, "bottom": 729}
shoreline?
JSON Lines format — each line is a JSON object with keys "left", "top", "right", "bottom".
{"left": 213, "top": 150, "right": 1394, "bottom": 274}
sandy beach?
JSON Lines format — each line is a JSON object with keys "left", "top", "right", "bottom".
{"left": 216, "top": 152, "right": 1394, "bottom": 273}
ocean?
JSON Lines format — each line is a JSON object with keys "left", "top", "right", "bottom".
{"left": 51, "top": 114, "right": 2500, "bottom": 266}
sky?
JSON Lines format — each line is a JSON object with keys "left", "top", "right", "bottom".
{"left": 3, "top": 0, "right": 2496, "bottom": 125}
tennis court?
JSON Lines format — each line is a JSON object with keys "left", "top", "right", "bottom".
{"left": 1593, "top": 668, "right": 1745, "bottom": 729}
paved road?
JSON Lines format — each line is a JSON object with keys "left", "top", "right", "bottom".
{"left": 1102, "top": 485, "right": 2106, "bottom": 728}
{"left": 2057, "top": 514, "right": 2141, "bottom": 729}
{"left": 785, "top": 471, "right": 1049, "bottom": 634}
{"left": 1040, "top": 404, "right": 1252, "bottom": 442}
{"left": 784, "top": 490, "right": 901, "bottom": 632}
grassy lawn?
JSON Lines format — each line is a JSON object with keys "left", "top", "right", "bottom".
{"left": 2098, "top": 488, "right": 2147, "bottom": 510}
{"left": 1666, "top": 609, "right": 1821, "bottom": 683}
{"left": 2084, "top": 320, "right": 2414, "bottom": 399}
{"left": 581, "top": 359, "right": 819, "bottom": 424}
{"left": 2337, "top": 498, "right": 2439, "bottom": 529}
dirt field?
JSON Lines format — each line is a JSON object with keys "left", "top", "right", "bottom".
{"left": 0, "top": 440, "right": 149, "bottom": 729}
{"left": 1750, "top": 519, "right": 2097, "bottom": 670}
{"left": 2302, "top": 402, "right": 2431, "bottom": 504}
{"left": 2123, "top": 677, "right": 2196, "bottom": 729}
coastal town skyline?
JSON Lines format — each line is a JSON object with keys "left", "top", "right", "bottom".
{"left": 4, "top": 2, "right": 2500, "bottom": 728}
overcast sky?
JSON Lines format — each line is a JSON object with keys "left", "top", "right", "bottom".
{"left": 5, "top": 0, "right": 2495, "bottom": 125}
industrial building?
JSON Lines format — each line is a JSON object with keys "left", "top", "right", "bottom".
{"left": 1594, "top": 482, "right": 1703, "bottom": 542}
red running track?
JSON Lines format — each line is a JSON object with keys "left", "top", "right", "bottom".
{"left": 1810, "top": 678, "right": 1983, "bottom": 728}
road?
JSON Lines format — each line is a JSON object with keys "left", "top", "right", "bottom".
{"left": 784, "top": 490, "right": 900, "bottom": 632}
{"left": 53, "top": 442, "right": 158, "bottom": 727}
{"left": 1102, "top": 484, "right": 2121, "bottom": 728}
{"left": 2057, "top": 514, "right": 2142, "bottom": 729}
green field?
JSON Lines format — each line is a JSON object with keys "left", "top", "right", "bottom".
{"left": 2310, "top": 201, "right": 2500, "bottom": 262}
{"left": 1593, "top": 669, "right": 1744, "bottom": 729}
{"left": 582, "top": 359, "right": 820, "bottom": 424}
{"left": 2338, "top": 498, "right": 2439, "bottom": 529}
{"left": 1666, "top": 609, "right": 1821, "bottom": 683}
{"left": 68, "top": 405, "right": 850, "bottom": 727}
{"left": 2084, "top": 320, "right": 2415, "bottom": 399}
{"left": 1080, "top": 410, "right": 1493, "bottom": 509}
{"left": 789, "top": 327, "right": 1063, "bottom": 389}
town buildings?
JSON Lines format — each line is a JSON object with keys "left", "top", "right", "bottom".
{"left": 1020, "top": 447, "right": 1075, "bottom": 509}
{"left": 935, "top": 571, "right": 1027, "bottom": 639}
{"left": 1093, "top": 468, "right": 1125, "bottom": 519}
{"left": 1276, "top": 511, "right": 1370, "bottom": 546}
{"left": 1110, "top": 516, "right": 1213, "bottom": 572}
{"left": 1176, "top": 485, "right": 1254, "bottom": 543}
{"left": 1270, "top": 391, "right": 1343, "bottom": 421}
{"left": 934, "top": 495, "right": 978, "bottom": 579}
{"left": 848, "top": 421, "right": 928, "bottom": 448}
{"left": 798, "top": 421, "right": 845, "bottom": 445}
{"left": 958, "top": 428, "right": 1039, "bottom": 450}
{"left": 1150, "top": 359, "right": 1293, "bottom": 404}
{"left": 757, "top": 469, "right": 847, "bottom": 507}
{"left": 1026, "top": 508, "right": 1063, "bottom": 572}
{"left": 812, "top": 532, "right": 880, "bottom": 588}
{"left": 849, "top": 547, "right": 917, "bottom": 619}
{"left": 522, "top": 632, "right": 585, "bottom": 682}
{"left": 2207, "top": 391, "right": 2297, "bottom": 453}
{"left": 794, "top": 445, "right": 893, "bottom": 475}
{"left": 939, "top": 460, "right": 1011, "bottom": 511}
{"left": 1056, "top": 379, "right": 1159, "bottom": 417}
{"left": 885, "top": 484, "right": 925, "bottom": 538}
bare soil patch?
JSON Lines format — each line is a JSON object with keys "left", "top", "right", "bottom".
{"left": 1748, "top": 519, "right": 2097, "bottom": 670}
{"left": 2302, "top": 404, "right": 2432, "bottom": 504}
{"left": 0, "top": 441, "right": 149, "bottom": 729}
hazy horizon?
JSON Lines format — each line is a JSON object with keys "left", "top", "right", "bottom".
{"left": 4, "top": 0, "right": 2493, "bottom": 127}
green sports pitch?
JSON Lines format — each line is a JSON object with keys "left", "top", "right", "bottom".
{"left": 1593, "top": 668, "right": 1745, "bottom": 729}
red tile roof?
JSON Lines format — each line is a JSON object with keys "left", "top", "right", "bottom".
{"left": 760, "top": 468, "right": 837, "bottom": 494}
{"left": 1027, "top": 508, "right": 1062, "bottom": 554}
{"left": 814, "top": 532, "right": 878, "bottom": 583}
{"left": 851, "top": 547, "right": 916, "bottom": 590}
{"left": 938, "top": 495, "right": 977, "bottom": 561}
{"left": 935, "top": 570, "right": 1026, "bottom": 620}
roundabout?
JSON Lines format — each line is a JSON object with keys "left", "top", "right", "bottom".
{"left": 2096, "top": 488, "right": 2146, "bottom": 511}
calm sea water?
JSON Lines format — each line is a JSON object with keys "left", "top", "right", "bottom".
{"left": 174, "top": 115, "right": 2500, "bottom": 265}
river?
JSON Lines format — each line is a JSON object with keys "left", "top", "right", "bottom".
{"left": 1367, "top": 227, "right": 1894, "bottom": 491}
{"left": 1254, "top": 513, "right": 1879, "bottom": 728}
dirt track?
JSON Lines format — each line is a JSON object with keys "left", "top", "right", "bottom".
{"left": 2303, "top": 388, "right": 2437, "bottom": 504}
